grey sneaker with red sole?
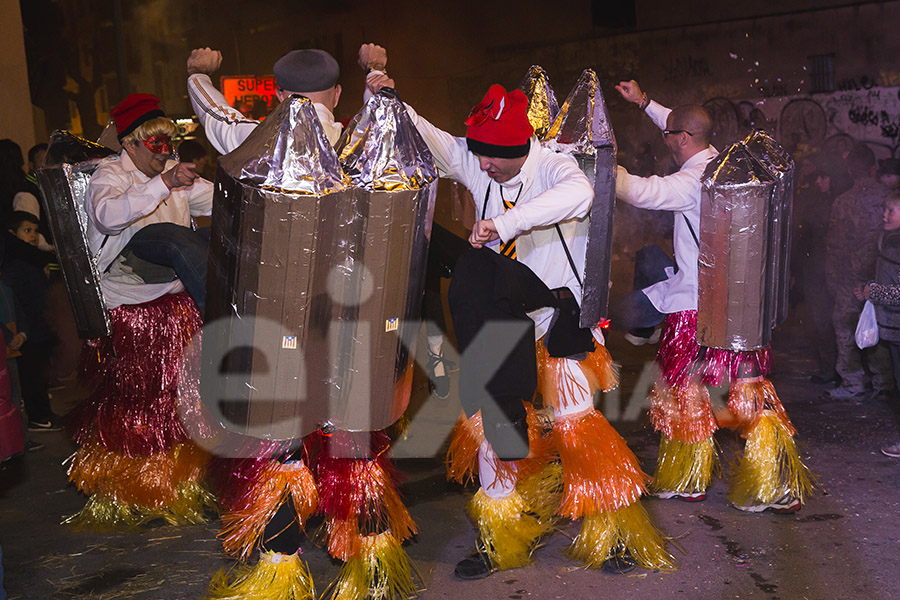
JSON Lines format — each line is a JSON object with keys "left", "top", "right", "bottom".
{"left": 654, "top": 490, "right": 707, "bottom": 502}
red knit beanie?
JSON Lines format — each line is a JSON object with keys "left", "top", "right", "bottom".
{"left": 465, "top": 84, "right": 533, "bottom": 158}
{"left": 110, "top": 94, "right": 166, "bottom": 141}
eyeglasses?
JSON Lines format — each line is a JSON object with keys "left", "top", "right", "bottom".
{"left": 141, "top": 135, "right": 173, "bottom": 155}
{"left": 663, "top": 129, "right": 693, "bottom": 137}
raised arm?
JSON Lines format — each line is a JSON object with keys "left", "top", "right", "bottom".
{"left": 186, "top": 47, "right": 259, "bottom": 155}
{"left": 359, "top": 43, "right": 396, "bottom": 104}
{"left": 615, "top": 79, "right": 671, "bottom": 130}
{"left": 616, "top": 163, "right": 702, "bottom": 213}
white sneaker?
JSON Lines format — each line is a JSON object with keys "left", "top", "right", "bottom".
{"left": 654, "top": 490, "right": 707, "bottom": 502}
{"left": 881, "top": 443, "right": 900, "bottom": 458}
{"left": 733, "top": 493, "right": 801, "bottom": 514}
{"left": 624, "top": 328, "right": 661, "bottom": 346}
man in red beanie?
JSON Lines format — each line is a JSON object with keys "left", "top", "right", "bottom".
{"left": 366, "top": 71, "right": 675, "bottom": 579}
{"left": 85, "top": 93, "right": 213, "bottom": 313}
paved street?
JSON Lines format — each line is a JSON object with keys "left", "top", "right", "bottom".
{"left": 1, "top": 314, "right": 899, "bottom": 599}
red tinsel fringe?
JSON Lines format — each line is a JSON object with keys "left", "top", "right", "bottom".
{"left": 208, "top": 438, "right": 295, "bottom": 513}
{"left": 71, "top": 293, "right": 203, "bottom": 457}
{"left": 657, "top": 310, "right": 773, "bottom": 387}
{"left": 648, "top": 380, "right": 719, "bottom": 444}
{"left": 728, "top": 377, "right": 797, "bottom": 436}
{"left": 701, "top": 348, "right": 772, "bottom": 387}
{"left": 309, "top": 429, "right": 416, "bottom": 542}
{"left": 657, "top": 311, "right": 700, "bottom": 387}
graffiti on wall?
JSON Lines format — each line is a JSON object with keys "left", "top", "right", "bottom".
{"left": 702, "top": 86, "right": 900, "bottom": 159}
{"left": 663, "top": 55, "right": 712, "bottom": 81}
{"left": 836, "top": 75, "right": 878, "bottom": 92}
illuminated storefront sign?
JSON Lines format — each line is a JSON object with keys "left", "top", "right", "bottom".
{"left": 220, "top": 76, "right": 279, "bottom": 120}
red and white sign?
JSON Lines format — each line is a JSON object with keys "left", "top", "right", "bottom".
{"left": 220, "top": 75, "right": 279, "bottom": 120}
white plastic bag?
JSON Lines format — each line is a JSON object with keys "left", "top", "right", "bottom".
{"left": 855, "top": 300, "right": 879, "bottom": 349}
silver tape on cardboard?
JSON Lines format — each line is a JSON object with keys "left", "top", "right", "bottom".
{"left": 203, "top": 92, "right": 436, "bottom": 440}
{"left": 742, "top": 130, "right": 794, "bottom": 330}
{"left": 542, "top": 69, "right": 617, "bottom": 327}
{"left": 35, "top": 130, "right": 115, "bottom": 339}
{"left": 219, "top": 94, "right": 347, "bottom": 196}
{"left": 699, "top": 140, "right": 781, "bottom": 351}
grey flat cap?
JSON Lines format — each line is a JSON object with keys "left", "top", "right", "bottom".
{"left": 273, "top": 49, "right": 340, "bottom": 93}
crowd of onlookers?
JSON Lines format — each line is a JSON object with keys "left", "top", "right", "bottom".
{"left": 0, "top": 139, "right": 68, "bottom": 460}
{"left": 793, "top": 142, "right": 900, "bottom": 457}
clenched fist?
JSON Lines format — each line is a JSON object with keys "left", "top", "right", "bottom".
{"left": 187, "top": 47, "right": 222, "bottom": 76}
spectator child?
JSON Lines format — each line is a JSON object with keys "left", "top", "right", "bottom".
{"left": 855, "top": 190, "right": 900, "bottom": 456}
{"left": 1, "top": 212, "right": 58, "bottom": 431}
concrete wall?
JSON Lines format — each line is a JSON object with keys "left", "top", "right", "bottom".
{"left": 14, "top": 0, "right": 900, "bottom": 159}
{"left": 478, "top": 1, "right": 900, "bottom": 166}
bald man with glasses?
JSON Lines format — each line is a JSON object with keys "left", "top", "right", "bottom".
{"left": 610, "top": 80, "right": 717, "bottom": 345}
{"left": 610, "top": 82, "right": 814, "bottom": 515}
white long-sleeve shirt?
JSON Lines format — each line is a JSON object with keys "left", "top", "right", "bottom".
{"left": 187, "top": 73, "right": 343, "bottom": 153}
{"left": 404, "top": 106, "right": 594, "bottom": 339}
{"left": 615, "top": 100, "right": 718, "bottom": 314}
{"left": 85, "top": 151, "right": 213, "bottom": 308}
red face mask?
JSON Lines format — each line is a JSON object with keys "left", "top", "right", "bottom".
{"left": 142, "top": 135, "right": 173, "bottom": 155}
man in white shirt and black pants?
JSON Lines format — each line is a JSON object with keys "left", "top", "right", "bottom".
{"left": 367, "top": 72, "right": 675, "bottom": 579}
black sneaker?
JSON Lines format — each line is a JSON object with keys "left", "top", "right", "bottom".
{"left": 28, "top": 419, "right": 63, "bottom": 432}
{"left": 454, "top": 549, "right": 495, "bottom": 580}
{"left": 426, "top": 350, "right": 453, "bottom": 399}
{"left": 807, "top": 373, "right": 836, "bottom": 385}
{"left": 601, "top": 550, "right": 637, "bottom": 575}
{"left": 25, "top": 439, "right": 44, "bottom": 452}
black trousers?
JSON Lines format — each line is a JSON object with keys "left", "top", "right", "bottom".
{"left": 448, "top": 247, "right": 556, "bottom": 459}
{"left": 422, "top": 223, "right": 471, "bottom": 337}
{"left": 17, "top": 340, "right": 53, "bottom": 423}
{"left": 608, "top": 244, "right": 673, "bottom": 333}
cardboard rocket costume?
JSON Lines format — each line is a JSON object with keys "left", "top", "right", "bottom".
{"left": 203, "top": 89, "right": 436, "bottom": 600}
{"left": 651, "top": 130, "right": 813, "bottom": 511}
{"left": 36, "top": 108, "right": 214, "bottom": 530}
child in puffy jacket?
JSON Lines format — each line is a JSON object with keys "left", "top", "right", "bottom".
{"left": 855, "top": 190, "right": 900, "bottom": 457}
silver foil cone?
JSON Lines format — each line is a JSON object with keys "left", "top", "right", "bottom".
{"left": 743, "top": 129, "right": 793, "bottom": 176}
{"left": 44, "top": 129, "right": 115, "bottom": 167}
{"left": 336, "top": 88, "right": 438, "bottom": 191}
{"left": 703, "top": 143, "right": 774, "bottom": 187}
{"left": 543, "top": 68, "right": 616, "bottom": 156}
{"left": 519, "top": 65, "right": 559, "bottom": 139}
{"left": 35, "top": 131, "right": 116, "bottom": 338}
{"left": 540, "top": 69, "right": 618, "bottom": 327}
{"left": 204, "top": 91, "right": 437, "bottom": 439}
{"left": 219, "top": 94, "right": 346, "bottom": 196}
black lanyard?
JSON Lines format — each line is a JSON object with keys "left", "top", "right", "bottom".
{"left": 481, "top": 182, "right": 523, "bottom": 220}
